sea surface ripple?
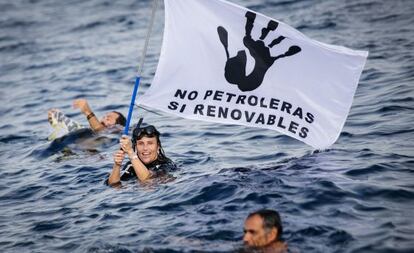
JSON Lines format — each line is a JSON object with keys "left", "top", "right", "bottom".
{"left": 0, "top": 0, "right": 413, "bottom": 252}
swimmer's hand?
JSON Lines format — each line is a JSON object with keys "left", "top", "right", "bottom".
{"left": 73, "top": 99, "right": 92, "bottom": 115}
{"left": 113, "top": 150, "right": 125, "bottom": 166}
{"left": 119, "top": 135, "right": 134, "bottom": 156}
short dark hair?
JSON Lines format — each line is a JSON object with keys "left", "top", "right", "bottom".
{"left": 248, "top": 209, "right": 283, "bottom": 240}
{"left": 113, "top": 111, "right": 126, "bottom": 126}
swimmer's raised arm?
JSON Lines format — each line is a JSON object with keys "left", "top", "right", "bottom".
{"left": 73, "top": 99, "right": 105, "bottom": 132}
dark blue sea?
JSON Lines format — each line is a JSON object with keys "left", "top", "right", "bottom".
{"left": 1, "top": 0, "right": 413, "bottom": 252}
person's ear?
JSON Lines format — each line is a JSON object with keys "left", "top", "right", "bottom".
{"left": 266, "top": 228, "right": 278, "bottom": 243}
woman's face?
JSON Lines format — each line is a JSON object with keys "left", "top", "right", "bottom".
{"left": 135, "top": 136, "right": 159, "bottom": 165}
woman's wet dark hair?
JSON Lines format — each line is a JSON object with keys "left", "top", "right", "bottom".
{"left": 131, "top": 124, "right": 169, "bottom": 163}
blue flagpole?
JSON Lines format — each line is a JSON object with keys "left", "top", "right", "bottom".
{"left": 123, "top": 0, "right": 159, "bottom": 135}
{"left": 123, "top": 76, "right": 141, "bottom": 135}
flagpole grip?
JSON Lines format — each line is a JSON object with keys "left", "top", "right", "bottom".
{"left": 123, "top": 76, "right": 141, "bottom": 135}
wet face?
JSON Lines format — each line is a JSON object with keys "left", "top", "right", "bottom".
{"left": 135, "top": 136, "right": 159, "bottom": 165}
{"left": 243, "top": 215, "right": 277, "bottom": 248}
{"left": 101, "top": 112, "right": 119, "bottom": 127}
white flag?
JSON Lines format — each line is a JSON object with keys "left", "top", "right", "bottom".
{"left": 138, "top": 0, "right": 368, "bottom": 149}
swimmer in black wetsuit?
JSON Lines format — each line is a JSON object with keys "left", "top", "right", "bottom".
{"left": 107, "top": 124, "right": 176, "bottom": 186}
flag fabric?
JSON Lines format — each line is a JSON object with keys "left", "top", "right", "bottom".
{"left": 138, "top": 0, "right": 368, "bottom": 149}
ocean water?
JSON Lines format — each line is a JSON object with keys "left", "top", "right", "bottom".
{"left": 0, "top": 0, "right": 413, "bottom": 252}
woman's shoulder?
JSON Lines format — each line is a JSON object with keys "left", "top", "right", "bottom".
{"left": 152, "top": 158, "right": 177, "bottom": 172}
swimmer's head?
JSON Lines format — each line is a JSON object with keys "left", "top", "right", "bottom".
{"left": 101, "top": 111, "right": 126, "bottom": 127}
{"left": 132, "top": 124, "right": 167, "bottom": 164}
{"left": 244, "top": 209, "right": 283, "bottom": 248}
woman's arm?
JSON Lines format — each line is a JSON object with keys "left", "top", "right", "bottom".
{"left": 108, "top": 150, "right": 125, "bottom": 185}
{"left": 120, "top": 136, "right": 151, "bottom": 181}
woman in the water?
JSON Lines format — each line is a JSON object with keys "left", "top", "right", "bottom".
{"left": 107, "top": 124, "right": 176, "bottom": 186}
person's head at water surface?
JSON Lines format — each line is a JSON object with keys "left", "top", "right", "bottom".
{"left": 131, "top": 124, "right": 165, "bottom": 165}
{"left": 101, "top": 111, "right": 126, "bottom": 127}
{"left": 243, "top": 209, "right": 286, "bottom": 251}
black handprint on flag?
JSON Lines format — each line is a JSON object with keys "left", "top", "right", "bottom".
{"left": 217, "top": 11, "right": 301, "bottom": 92}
